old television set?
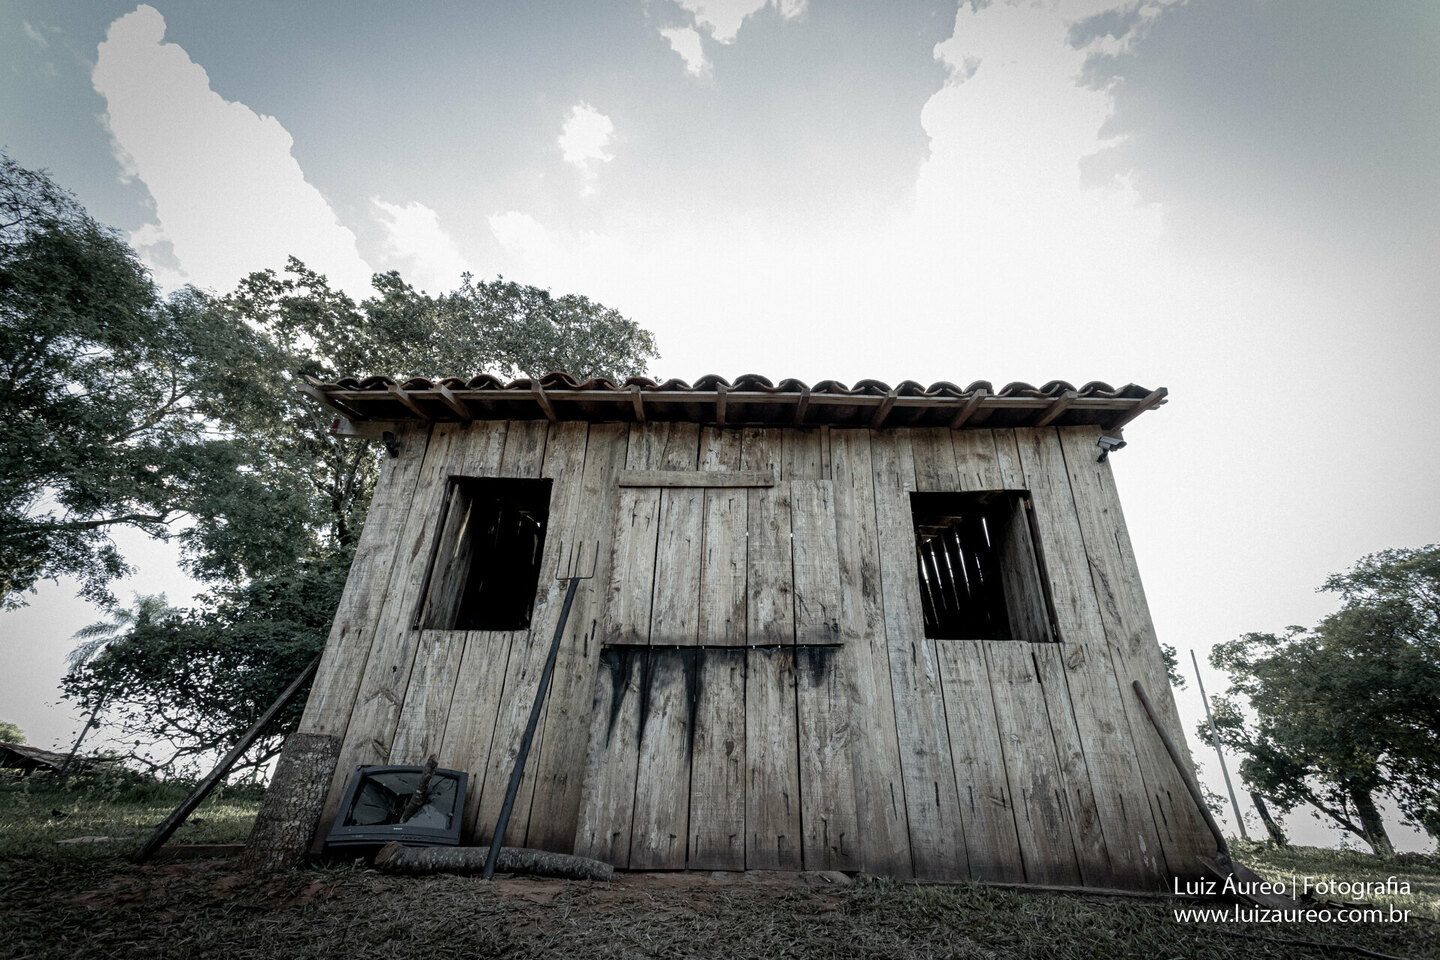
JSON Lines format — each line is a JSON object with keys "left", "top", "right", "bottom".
{"left": 324, "top": 764, "right": 468, "bottom": 849}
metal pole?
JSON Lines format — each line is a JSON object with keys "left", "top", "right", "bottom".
{"left": 1191, "top": 649, "right": 1249, "bottom": 841}
{"left": 482, "top": 576, "right": 582, "bottom": 880}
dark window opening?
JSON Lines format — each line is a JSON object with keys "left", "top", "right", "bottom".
{"left": 910, "top": 490, "right": 1056, "bottom": 642}
{"left": 418, "top": 477, "right": 552, "bottom": 631}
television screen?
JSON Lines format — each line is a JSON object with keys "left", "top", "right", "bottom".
{"left": 324, "top": 764, "right": 468, "bottom": 849}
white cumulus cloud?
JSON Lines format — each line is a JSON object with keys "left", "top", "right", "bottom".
{"left": 558, "top": 102, "right": 615, "bottom": 193}
{"left": 372, "top": 198, "right": 471, "bottom": 293}
{"left": 661, "top": 26, "right": 711, "bottom": 77}
{"left": 674, "top": 0, "right": 805, "bottom": 44}
{"left": 91, "top": 5, "right": 373, "bottom": 297}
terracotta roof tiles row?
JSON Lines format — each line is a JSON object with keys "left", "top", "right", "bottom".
{"left": 306, "top": 373, "right": 1166, "bottom": 432}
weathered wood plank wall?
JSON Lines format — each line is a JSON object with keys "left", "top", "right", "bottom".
{"left": 300, "top": 421, "right": 1210, "bottom": 888}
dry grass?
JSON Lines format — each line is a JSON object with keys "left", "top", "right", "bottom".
{"left": 2, "top": 775, "right": 1436, "bottom": 960}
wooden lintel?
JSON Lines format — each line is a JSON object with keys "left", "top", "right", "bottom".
{"left": 387, "top": 384, "right": 431, "bottom": 420}
{"left": 1034, "top": 389, "right": 1078, "bottom": 428}
{"left": 715, "top": 382, "right": 727, "bottom": 427}
{"left": 617, "top": 470, "right": 774, "bottom": 488}
{"left": 1105, "top": 387, "right": 1168, "bottom": 431}
{"left": 532, "top": 381, "right": 558, "bottom": 422}
{"left": 297, "top": 383, "right": 368, "bottom": 421}
{"left": 629, "top": 385, "right": 645, "bottom": 423}
{"left": 793, "top": 386, "right": 811, "bottom": 425}
{"left": 948, "top": 388, "right": 987, "bottom": 429}
{"left": 435, "top": 383, "right": 473, "bottom": 422}
{"left": 869, "top": 389, "right": 899, "bottom": 428}
{"left": 600, "top": 641, "right": 842, "bottom": 651}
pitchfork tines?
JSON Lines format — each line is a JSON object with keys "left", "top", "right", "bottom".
{"left": 554, "top": 540, "right": 599, "bottom": 581}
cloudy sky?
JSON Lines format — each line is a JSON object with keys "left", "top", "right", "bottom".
{"left": 2, "top": 0, "right": 1436, "bottom": 850}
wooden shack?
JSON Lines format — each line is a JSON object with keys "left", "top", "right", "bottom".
{"left": 251, "top": 372, "right": 1213, "bottom": 889}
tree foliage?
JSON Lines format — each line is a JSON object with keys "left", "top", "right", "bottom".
{"left": 18, "top": 156, "right": 659, "bottom": 778}
{"left": 0, "top": 720, "right": 24, "bottom": 744}
{"left": 0, "top": 153, "right": 277, "bottom": 607}
{"left": 1208, "top": 545, "right": 1440, "bottom": 854}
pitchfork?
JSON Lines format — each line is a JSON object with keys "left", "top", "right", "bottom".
{"left": 482, "top": 540, "right": 599, "bottom": 879}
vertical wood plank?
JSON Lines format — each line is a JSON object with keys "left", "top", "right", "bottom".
{"left": 983, "top": 641, "right": 1082, "bottom": 885}
{"left": 437, "top": 630, "right": 513, "bottom": 842}
{"left": 687, "top": 648, "right": 746, "bottom": 869}
{"left": 795, "top": 644, "right": 860, "bottom": 870}
{"left": 387, "top": 629, "right": 466, "bottom": 765}
{"left": 1013, "top": 427, "right": 1169, "bottom": 886}
{"left": 300, "top": 422, "right": 431, "bottom": 739}
{"left": 948, "top": 429, "right": 1004, "bottom": 490}
{"left": 574, "top": 647, "right": 645, "bottom": 866}
{"left": 1032, "top": 643, "right": 1115, "bottom": 887}
{"left": 469, "top": 420, "right": 566, "bottom": 846}
{"left": 574, "top": 424, "right": 673, "bottom": 864}
{"left": 698, "top": 428, "right": 747, "bottom": 646}
{"left": 316, "top": 424, "right": 467, "bottom": 840}
{"left": 828, "top": 429, "right": 913, "bottom": 878}
{"left": 745, "top": 646, "right": 802, "bottom": 869}
{"left": 388, "top": 421, "right": 511, "bottom": 770}
{"left": 790, "top": 480, "right": 841, "bottom": 644}
{"left": 871, "top": 428, "right": 968, "bottom": 880}
{"left": 744, "top": 428, "right": 794, "bottom": 644}
{"left": 935, "top": 639, "right": 1025, "bottom": 882}
{"left": 915, "top": 427, "right": 1026, "bottom": 881}
{"left": 741, "top": 428, "right": 801, "bottom": 869}
{"left": 526, "top": 423, "right": 629, "bottom": 853}
{"left": 627, "top": 424, "right": 700, "bottom": 867}
{"left": 650, "top": 482, "right": 704, "bottom": 644}
{"left": 603, "top": 424, "right": 668, "bottom": 645}
{"left": 629, "top": 649, "right": 696, "bottom": 868}
{"left": 688, "top": 428, "right": 748, "bottom": 869}
{"left": 1055, "top": 425, "right": 1213, "bottom": 878}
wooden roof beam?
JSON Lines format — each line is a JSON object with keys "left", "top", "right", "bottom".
{"left": 1034, "top": 389, "right": 1078, "bottom": 428}
{"left": 629, "top": 385, "right": 646, "bottom": 423}
{"left": 1105, "top": 387, "right": 1168, "bottom": 431}
{"left": 387, "top": 383, "right": 431, "bottom": 420}
{"left": 298, "top": 383, "right": 368, "bottom": 421}
{"left": 715, "top": 381, "right": 727, "bottom": 427}
{"left": 869, "top": 388, "right": 899, "bottom": 428}
{"left": 793, "top": 385, "right": 811, "bottom": 425}
{"left": 532, "top": 381, "right": 558, "bottom": 422}
{"left": 948, "top": 388, "right": 987, "bottom": 429}
{"left": 435, "top": 383, "right": 473, "bottom": 422}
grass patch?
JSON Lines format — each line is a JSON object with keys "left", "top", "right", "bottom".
{"left": 1, "top": 784, "right": 1435, "bottom": 960}
{"left": 0, "top": 771, "right": 260, "bottom": 861}
{"left": 1238, "top": 838, "right": 1440, "bottom": 921}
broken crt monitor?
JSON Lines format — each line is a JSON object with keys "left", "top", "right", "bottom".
{"left": 323, "top": 764, "right": 468, "bottom": 849}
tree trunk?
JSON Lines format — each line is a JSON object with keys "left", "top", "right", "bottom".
{"left": 1349, "top": 786, "right": 1395, "bottom": 857}
{"left": 1249, "top": 791, "right": 1288, "bottom": 847}
{"left": 373, "top": 842, "right": 613, "bottom": 881}
{"left": 239, "top": 732, "right": 341, "bottom": 872}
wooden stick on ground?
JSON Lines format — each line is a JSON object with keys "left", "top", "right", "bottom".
{"left": 132, "top": 656, "right": 321, "bottom": 864}
{"left": 374, "top": 842, "right": 614, "bottom": 882}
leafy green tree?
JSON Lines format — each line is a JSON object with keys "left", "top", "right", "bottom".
{"left": 0, "top": 721, "right": 24, "bottom": 743}
{"left": 0, "top": 154, "right": 278, "bottom": 608}
{"left": 64, "top": 567, "right": 346, "bottom": 777}
{"left": 1208, "top": 545, "right": 1440, "bottom": 854}
{"left": 54, "top": 242, "right": 657, "bottom": 778}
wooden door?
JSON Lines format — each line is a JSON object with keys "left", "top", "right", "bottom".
{"left": 575, "top": 474, "right": 856, "bottom": 871}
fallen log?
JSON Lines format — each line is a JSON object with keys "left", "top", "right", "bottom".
{"left": 374, "top": 842, "right": 613, "bottom": 882}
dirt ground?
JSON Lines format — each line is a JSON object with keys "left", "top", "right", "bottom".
{"left": 4, "top": 857, "right": 1436, "bottom": 960}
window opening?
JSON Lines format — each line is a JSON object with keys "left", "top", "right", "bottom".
{"left": 418, "top": 477, "right": 552, "bottom": 631}
{"left": 909, "top": 490, "right": 1056, "bottom": 642}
